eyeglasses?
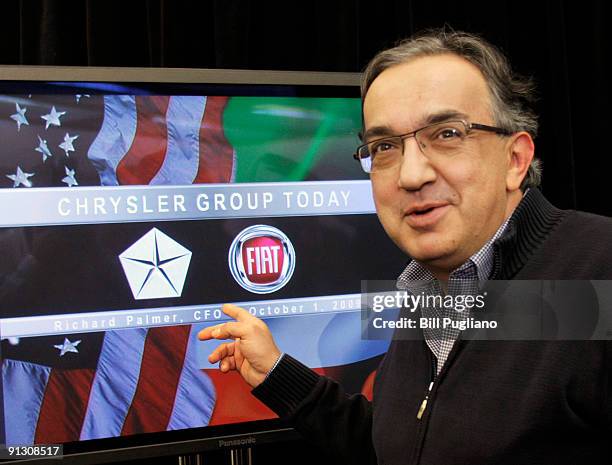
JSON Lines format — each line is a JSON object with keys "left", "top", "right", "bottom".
{"left": 354, "top": 120, "right": 511, "bottom": 174}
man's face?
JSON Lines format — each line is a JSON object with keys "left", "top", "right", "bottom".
{"left": 363, "top": 54, "right": 513, "bottom": 274}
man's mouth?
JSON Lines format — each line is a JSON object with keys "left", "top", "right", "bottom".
{"left": 404, "top": 203, "right": 450, "bottom": 228}
{"left": 412, "top": 206, "right": 436, "bottom": 215}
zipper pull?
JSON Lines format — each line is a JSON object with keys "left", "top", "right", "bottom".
{"left": 417, "top": 382, "right": 434, "bottom": 420}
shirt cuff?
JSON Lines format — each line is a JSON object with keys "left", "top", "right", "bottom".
{"left": 265, "top": 352, "right": 285, "bottom": 380}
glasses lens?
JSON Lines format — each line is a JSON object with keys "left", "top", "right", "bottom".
{"left": 365, "top": 137, "right": 403, "bottom": 173}
{"left": 357, "top": 147, "right": 373, "bottom": 173}
{"left": 417, "top": 121, "right": 468, "bottom": 156}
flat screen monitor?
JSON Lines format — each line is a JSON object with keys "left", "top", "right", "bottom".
{"left": 0, "top": 66, "right": 407, "bottom": 463}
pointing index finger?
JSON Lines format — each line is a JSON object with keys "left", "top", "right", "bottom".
{"left": 197, "top": 304, "right": 252, "bottom": 341}
{"left": 222, "top": 303, "right": 253, "bottom": 322}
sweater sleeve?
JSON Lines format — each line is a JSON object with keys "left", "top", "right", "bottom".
{"left": 252, "top": 354, "right": 376, "bottom": 465}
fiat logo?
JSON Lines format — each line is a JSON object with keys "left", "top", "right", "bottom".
{"left": 228, "top": 225, "right": 296, "bottom": 294}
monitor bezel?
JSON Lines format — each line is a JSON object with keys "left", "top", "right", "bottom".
{"left": 0, "top": 65, "right": 361, "bottom": 86}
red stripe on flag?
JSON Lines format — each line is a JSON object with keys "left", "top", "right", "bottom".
{"left": 116, "top": 96, "right": 170, "bottom": 185}
{"left": 121, "top": 326, "right": 190, "bottom": 435}
{"left": 193, "top": 96, "right": 235, "bottom": 183}
{"left": 206, "top": 359, "right": 382, "bottom": 426}
{"left": 34, "top": 368, "right": 96, "bottom": 443}
{"left": 206, "top": 370, "right": 276, "bottom": 426}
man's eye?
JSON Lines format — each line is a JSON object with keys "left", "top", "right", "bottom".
{"left": 370, "top": 140, "right": 397, "bottom": 154}
{"left": 436, "top": 128, "right": 462, "bottom": 140}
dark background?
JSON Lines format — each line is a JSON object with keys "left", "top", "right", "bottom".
{"left": 0, "top": 1, "right": 610, "bottom": 464}
{"left": 1, "top": 0, "right": 610, "bottom": 217}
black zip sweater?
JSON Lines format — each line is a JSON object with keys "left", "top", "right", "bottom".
{"left": 252, "top": 189, "right": 612, "bottom": 465}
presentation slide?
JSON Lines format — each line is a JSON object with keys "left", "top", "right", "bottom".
{"left": 0, "top": 92, "right": 406, "bottom": 446}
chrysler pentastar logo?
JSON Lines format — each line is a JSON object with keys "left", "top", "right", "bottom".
{"left": 119, "top": 228, "right": 192, "bottom": 300}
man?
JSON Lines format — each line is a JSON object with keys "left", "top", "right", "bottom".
{"left": 199, "top": 29, "right": 612, "bottom": 464}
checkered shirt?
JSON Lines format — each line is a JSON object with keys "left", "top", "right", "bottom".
{"left": 396, "top": 216, "right": 510, "bottom": 375}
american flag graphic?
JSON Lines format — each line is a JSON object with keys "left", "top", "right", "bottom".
{"left": 2, "top": 327, "right": 216, "bottom": 445}
{"left": 89, "top": 95, "right": 235, "bottom": 186}
{"left": 0, "top": 93, "right": 235, "bottom": 189}
{"left": 0, "top": 93, "right": 238, "bottom": 445}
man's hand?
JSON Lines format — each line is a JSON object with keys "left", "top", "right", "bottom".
{"left": 197, "top": 304, "right": 281, "bottom": 388}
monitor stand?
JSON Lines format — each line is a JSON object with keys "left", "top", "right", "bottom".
{"left": 177, "top": 447, "right": 253, "bottom": 465}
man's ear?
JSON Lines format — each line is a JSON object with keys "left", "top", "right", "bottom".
{"left": 506, "top": 132, "right": 535, "bottom": 192}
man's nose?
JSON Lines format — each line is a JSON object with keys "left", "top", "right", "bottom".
{"left": 397, "top": 136, "right": 437, "bottom": 190}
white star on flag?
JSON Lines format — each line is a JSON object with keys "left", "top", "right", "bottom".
{"left": 35, "top": 135, "right": 53, "bottom": 162}
{"left": 10, "top": 103, "right": 29, "bottom": 131}
{"left": 75, "top": 94, "right": 91, "bottom": 103}
{"left": 62, "top": 166, "right": 78, "bottom": 187}
{"left": 41, "top": 106, "right": 66, "bottom": 130}
{"left": 59, "top": 132, "right": 78, "bottom": 156}
{"left": 6, "top": 166, "right": 34, "bottom": 188}
{"left": 53, "top": 338, "right": 81, "bottom": 356}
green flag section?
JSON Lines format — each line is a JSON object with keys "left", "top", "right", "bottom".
{"left": 223, "top": 97, "right": 366, "bottom": 183}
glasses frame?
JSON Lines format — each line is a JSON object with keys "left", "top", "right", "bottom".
{"left": 353, "top": 119, "right": 512, "bottom": 173}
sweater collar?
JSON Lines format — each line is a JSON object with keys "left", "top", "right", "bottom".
{"left": 492, "top": 188, "right": 566, "bottom": 279}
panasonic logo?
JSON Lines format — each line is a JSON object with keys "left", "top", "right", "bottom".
{"left": 218, "top": 437, "right": 257, "bottom": 448}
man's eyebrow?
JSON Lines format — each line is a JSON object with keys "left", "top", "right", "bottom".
{"left": 361, "top": 126, "right": 394, "bottom": 142}
{"left": 361, "top": 110, "right": 471, "bottom": 142}
{"left": 423, "top": 110, "right": 470, "bottom": 125}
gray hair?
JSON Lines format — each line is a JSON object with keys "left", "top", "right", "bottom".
{"left": 362, "top": 28, "right": 542, "bottom": 190}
